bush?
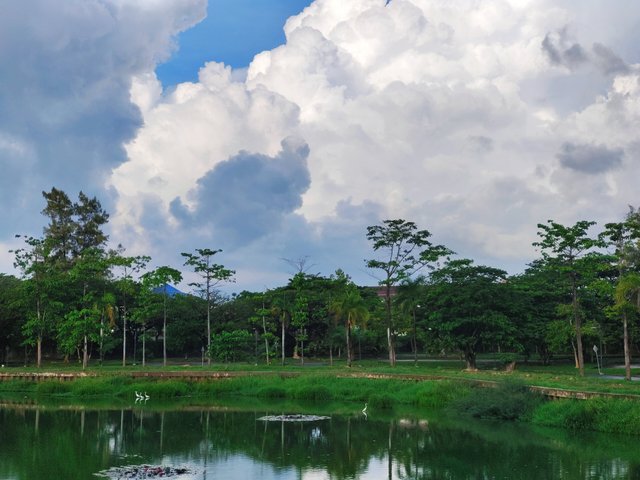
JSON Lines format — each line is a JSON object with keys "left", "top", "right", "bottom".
{"left": 210, "top": 330, "right": 253, "bottom": 363}
{"left": 258, "top": 386, "right": 287, "bottom": 398}
{"left": 452, "top": 381, "right": 542, "bottom": 421}
{"left": 369, "top": 393, "right": 394, "bottom": 410}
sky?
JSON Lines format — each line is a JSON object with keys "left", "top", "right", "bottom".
{"left": 1, "top": 0, "right": 640, "bottom": 293}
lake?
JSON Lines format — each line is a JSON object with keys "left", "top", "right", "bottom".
{"left": 0, "top": 398, "right": 639, "bottom": 479}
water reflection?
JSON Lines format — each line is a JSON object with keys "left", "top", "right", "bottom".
{"left": 0, "top": 401, "right": 639, "bottom": 479}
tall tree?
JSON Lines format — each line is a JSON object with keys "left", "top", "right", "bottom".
{"left": 57, "top": 247, "right": 111, "bottom": 369}
{"left": 11, "top": 235, "right": 59, "bottom": 367}
{"left": 614, "top": 272, "right": 640, "bottom": 378}
{"left": 41, "top": 188, "right": 75, "bottom": 269}
{"left": 141, "top": 266, "right": 183, "bottom": 367}
{"left": 181, "top": 248, "right": 234, "bottom": 366}
{"left": 365, "top": 219, "right": 451, "bottom": 366}
{"left": 427, "top": 259, "right": 517, "bottom": 370}
{"left": 0, "top": 274, "right": 26, "bottom": 365}
{"left": 330, "top": 282, "right": 369, "bottom": 368}
{"left": 601, "top": 207, "right": 640, "bottom": 380}
{"left": 112, "top": 251, "right": 150, "bottom": 366}
{"left": 396, "top": 275, "right": 427, "bottom": 367}
{"left": 534, "top": 219, "right": 603, "bottom": 376}
{"left": 73, "top": 191, "right": 109, "bottom": 256}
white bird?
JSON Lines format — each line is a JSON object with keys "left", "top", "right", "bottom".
{"left": 144, "top": 392, "right": 150, "bottom": 400}
{"left": 134, "top": 391, "right": 142, "bottom": 401}
{"left": 362, "top": 403, "right": 368, "bottom": 414}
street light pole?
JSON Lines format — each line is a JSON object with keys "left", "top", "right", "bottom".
{"left": 121, "top": 306, "right": 127, "bottom": 367}
{"left": 593, "top": 345, "right": 602, "bottom": 375}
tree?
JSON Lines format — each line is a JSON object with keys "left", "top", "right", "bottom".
{"left": 365, "top": 219, "right": 451, "bottom": 366}
{"left": 41, "top": 188, "right": 75, "bottom": 269}
{"left": 73, "top": 191, "right": 109, "bottom": 256}
{"left": 112, "top": 251, "right": 150, "bottom": 366}
{"left": 601, "top": 207, "right": 640, "bottom": 380}
{"left": 181, "top": 248, "right": 234, "bottom": 366}
{"left": 141, "top": 266, "right": 183, "bottom": 367}
{"left": 0, "top": 274, "right": 26, "bottom": 364}
{"left": 249, "top": 294, "right": 276, "bottom": 365}
{"left": 11, "top": 235, "right": 60, "bottom": 367}
{"left": 396, "top": 275, "right": 427, "bottom": 366}
{"left": 534, "top": 220, "right": 604, "bottom": 376}
{"left": 330, "top": 283, "right": 369, "bottom": 367}
{"left": 427, "top": 259, "right": 518, "bottom": 370}
{"left": 57, "top": 247, "right": 111, "bottom": 369}
{"left": 613, "top": 273, "right": 640, "bottom": 380}
{"left": 509, "top": 259, "right": 566, "bottom": 365}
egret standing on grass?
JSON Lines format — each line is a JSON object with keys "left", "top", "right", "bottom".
{"left": 362, "top": 403, "right": 368, "bottom": 414}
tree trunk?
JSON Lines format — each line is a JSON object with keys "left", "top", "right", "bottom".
{"left": 142, "top": 323, "right": 146, "bottom": 367}
{"left": 82, "top": 334, "right": 88, "bottom": 370}
{"left": 570, "top": 340, "right": 578, "bottom": 369}
{"left": 262, "top": 302, "right": 270, "bottom": 365}
{"left": 385, "top": 286, "right": 396, "bottom": 367}
{"left": 412, "top": 308, "right": 417, "bottom": 367}
{"left": 465, "top": 350, "right": 477, "bottom": 371}
{"left": 36, "top": 336, "right": 42, "bottom": 369}
{"left": 163, "top": 288, "right": 167, "bottom": 367}
{"left": 206, "top": 279, "right": 211, "bottom": 366}
{"left": 281, "top": 314, "right": 285, "bottom": 367}
{"left": 572, "top": 276, "right": 585, "bottom": 376}
{"left": 346, "top": 316, "right": 352, "bottom": 368}
{"left": 623, "top": 311, "right": 632, "bottom": 381}
{"left": 122, "top": 308, "right": 127, "bottom": 367}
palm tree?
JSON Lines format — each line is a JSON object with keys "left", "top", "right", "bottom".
{"left": 331, "top": 289, "right": 369, "bottom": 367}
{"left": 615, "top": 272, "right": 640, "bottom": 380}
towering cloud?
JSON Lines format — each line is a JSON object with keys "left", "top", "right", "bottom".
{"left": 4, "top": 0, "right": 640, "bottom": 289}
{"left": 0, "top": 0, "right": 206, "bottom": 239}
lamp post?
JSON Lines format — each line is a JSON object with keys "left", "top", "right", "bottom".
{"left": 120, "top": 306, "right": 127, "bottom": 367}
{"left": 593, "top": 345, "right": 602, "bottom": 375}
{"left": 201, "top": 346, "right": 205, "bottom": 368}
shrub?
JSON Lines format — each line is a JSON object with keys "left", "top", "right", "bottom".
{"left": 259, "top": 386, "right": 287, "bottom": 398}
{"left": 452, "top": 381, "right": 542, "bottom": 421}
{"left": 210, "top": 330, "right": 253, "bottom": 363}
{"left": 369, "top": 393, "right": 394, "bottom": 410}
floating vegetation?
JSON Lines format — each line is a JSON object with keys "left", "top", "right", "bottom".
{"left": 95, "top": 465, "right": 193, "bottom": 478}
{"left": 258, "top": 414, "right": 330, "bottom": 422}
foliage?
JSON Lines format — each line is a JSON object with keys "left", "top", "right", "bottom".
{"left": 533, "top": 219, "right": 604, "bottom": 376}
{"left": 532, "top": 397, "right": 640, "bottom": 435}
{"left": 427, "top": 259, "right": 518, "bottom": 370}
{"left": 365, "top": 219, "right": 452, "bottom": 367}
{"left": 181, "top": 248, "right": 234, "bottom": 363}
{"left": 451, "top": 381, "right": 542, "bottom": 421}
{"left": 210, "top": 330, "right": 253, "bottom": 362}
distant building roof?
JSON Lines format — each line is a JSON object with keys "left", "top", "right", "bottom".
{"left": 366, "top": 286, "right": 398, "bottom": 298}
{"left": 152, "top": 284, "right": 184, "bottom": 297}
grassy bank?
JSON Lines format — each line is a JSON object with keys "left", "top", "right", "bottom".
{"left": 2, "top": 360, "right": 640, "bottom": 436}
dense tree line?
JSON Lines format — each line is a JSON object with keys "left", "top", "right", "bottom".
{"left": 1, "top": 188, "right": 640, "bottom": 378}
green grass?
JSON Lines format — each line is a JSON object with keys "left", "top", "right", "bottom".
{"left": 3, "top": 357, "right": 640, "bottom": 436}
{"left": 532, "top": 397, "right": 640, "bottom": 435}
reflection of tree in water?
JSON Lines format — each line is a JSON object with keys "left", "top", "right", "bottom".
{"left": 0, "top": 406, "right": 639, "bottom": 479}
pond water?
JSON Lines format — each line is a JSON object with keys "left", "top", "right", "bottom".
{"left": 0, "top": 398, "right": 639, "bottom": 479}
